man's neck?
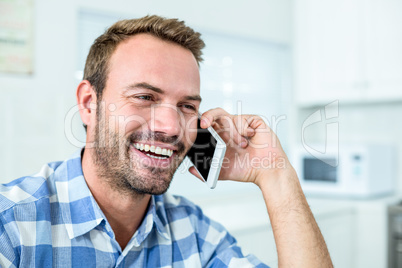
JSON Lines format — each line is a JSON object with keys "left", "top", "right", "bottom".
{"left": 81, "top": 148, "right": 151, "bottom": 250}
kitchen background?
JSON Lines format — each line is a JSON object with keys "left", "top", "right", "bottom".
{"left": 1, "top": 0, "right": 401, "bottom": 267}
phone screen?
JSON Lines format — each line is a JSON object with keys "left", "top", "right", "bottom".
{"left": 186, "top": 118, "right": 217, "bottom": 181}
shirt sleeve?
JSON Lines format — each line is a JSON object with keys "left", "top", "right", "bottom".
{"left": 0, "top": 221, "right": 18, "bottom": 268}
{"left": 189, "top": 204, "right": 270, "bottom": 268}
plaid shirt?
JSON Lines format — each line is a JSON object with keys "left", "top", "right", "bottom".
{"left": 0, "top": 150, "right": 268, "bottom": 268}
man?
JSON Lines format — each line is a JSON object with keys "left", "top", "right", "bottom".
{"left": 0, "top": 15, "right": 333, "bottom": 267}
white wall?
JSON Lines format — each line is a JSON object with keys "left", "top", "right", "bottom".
{"left": 0, "top": 0, "right": 292, "bottom": 182}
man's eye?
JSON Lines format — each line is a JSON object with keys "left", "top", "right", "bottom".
{"left": 180, "top": 104, "right": 197, "bottom": 112}
{"left": 137, "top": 95, "right": 153, "bottom": 101}
{"left": 184, "top": 104, "right": 195, "bottom": 110}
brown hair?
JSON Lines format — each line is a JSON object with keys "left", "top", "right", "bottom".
{"left": 83, "top": 15, "right": 205, "bottom": 100}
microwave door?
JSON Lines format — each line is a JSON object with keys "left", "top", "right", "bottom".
{"left": 303, "top": 158, "right": 337, "bottom": 183}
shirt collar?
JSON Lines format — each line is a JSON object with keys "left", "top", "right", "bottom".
{"left": 123, "top": 195, "right": 171, "bottom": 249}
{"left": 149, "top": 195, "right": 171, "bottom": 240}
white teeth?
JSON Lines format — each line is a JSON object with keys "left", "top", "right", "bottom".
{"left": 134, "top": 143, "right": 174, "bottom": 158}
{"left": 146, "top": 154, "right": 166, "bottom": 159}
{"left": 155, "top": 147, "right": 162, "bottom": 154}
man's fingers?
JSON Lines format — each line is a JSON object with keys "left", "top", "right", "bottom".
{"left": 200, "top": 108, "right": 230, "bottom": 128}
{"left": 234, "top": 115, "right": 256, "bottom": 137}
{"left": 189, "top": 166, "right": 204, "bottom": 182}
{"left": 201, "top": 108, "right": 246, "bottom": 147}
{"left": 214, "top": 125, "right": 242, "bottom": 148}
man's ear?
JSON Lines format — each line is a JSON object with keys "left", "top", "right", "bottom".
{"left": 76, "top": 80, "right": 97, "bottom": 129}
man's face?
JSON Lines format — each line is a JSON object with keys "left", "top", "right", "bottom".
{"left": 92, "top": 34, "right": 200, "bottom": 195}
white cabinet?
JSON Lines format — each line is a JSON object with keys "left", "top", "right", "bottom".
{"left": 199, "top": 194, "right": 357, "bottom": 267}
{"left": 232, "top": 226, "right": 278, "bottom": 266}
{"left": 294, "top": 0, "right": 402, "bottom": 106}
{"left": 198, "top": 193, "right": 400, "bottom": 267}
{"left": 233, "top": 208, "right": 355, "bottom": 268}
{"left": 353, "top": 200, "right": 389, "bottom": 268}
{"left": 309, "top": 196, "right": 399, "bottom": 268}
{"left": 315, "top": 209, "right": 355, "bottom": 268}
{"left": 364, "top": 0, "right": 402, "bottom": 101}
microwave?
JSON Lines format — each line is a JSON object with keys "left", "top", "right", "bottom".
{"left": 293, "top": 144, "right": 395, "bottom": 198}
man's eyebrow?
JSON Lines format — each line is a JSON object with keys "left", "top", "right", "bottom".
{"left": 184, "top": 95, "right": 202, "bottom": 102}
{"left": 125, "top": 82, "right": 164, "bottom": 94}
{"left": 124, "top": 82, "right": 202, "bottom": 102}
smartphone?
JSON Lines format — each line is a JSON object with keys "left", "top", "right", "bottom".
{"left": 186, "top": 116, "right": 227, "bottom": 189}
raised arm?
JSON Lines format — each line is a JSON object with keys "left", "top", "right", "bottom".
{"left": 194, "top": 108, "right": 333, "bottom": 267}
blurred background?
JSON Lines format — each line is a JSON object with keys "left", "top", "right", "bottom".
{"left": 1, "top": 0, "right": 401, "bottom": 267}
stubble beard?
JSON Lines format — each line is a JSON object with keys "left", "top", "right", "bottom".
{"left": 91, "top": 105, "right": 187, "bottom": 197}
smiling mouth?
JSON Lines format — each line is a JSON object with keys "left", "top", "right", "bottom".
{"left": 133, "top": 143, "right": 175, "bottom": 160}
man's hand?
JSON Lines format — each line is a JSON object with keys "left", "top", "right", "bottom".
{"left": 189, "top": 108, "right": 333, "bottom": 268}
{"left": 189, "top": 108, "right": 292, "bottom": 187}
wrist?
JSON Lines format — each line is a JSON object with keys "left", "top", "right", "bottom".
{"left": 255, "top": 165, "right": 302, "bottom": 197}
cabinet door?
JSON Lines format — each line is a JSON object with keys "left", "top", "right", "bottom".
{"left": 316, "top": 210, "right": 355, "bottom": 268}
{"left": 232, "top": 227, "right": 278, "bottom": 267}
{"left": 233, "top": 210, "right": 355, "bottom": 268}
{"left": 364, "top": 0, "right": 402, "bottom": 100}
{"left": 294, "top": 0, "right": 365, "bottom": 105}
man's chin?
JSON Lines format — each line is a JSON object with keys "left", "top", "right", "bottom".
{"left": 125, "top": 178, "right": 172, "bottom": 196}
{"left": 114, "top": 167, "right": 173, "bottom": 196}
{"left": 132, "top": 186, "right": 170, "bottom": 196}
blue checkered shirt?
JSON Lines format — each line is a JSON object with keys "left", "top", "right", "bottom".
{"left": 0, "top": 150, "right": 268, "bottom": 267}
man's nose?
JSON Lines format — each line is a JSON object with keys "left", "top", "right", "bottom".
{"left": 150, "top": 105, "right": 184, "bottom": 137}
